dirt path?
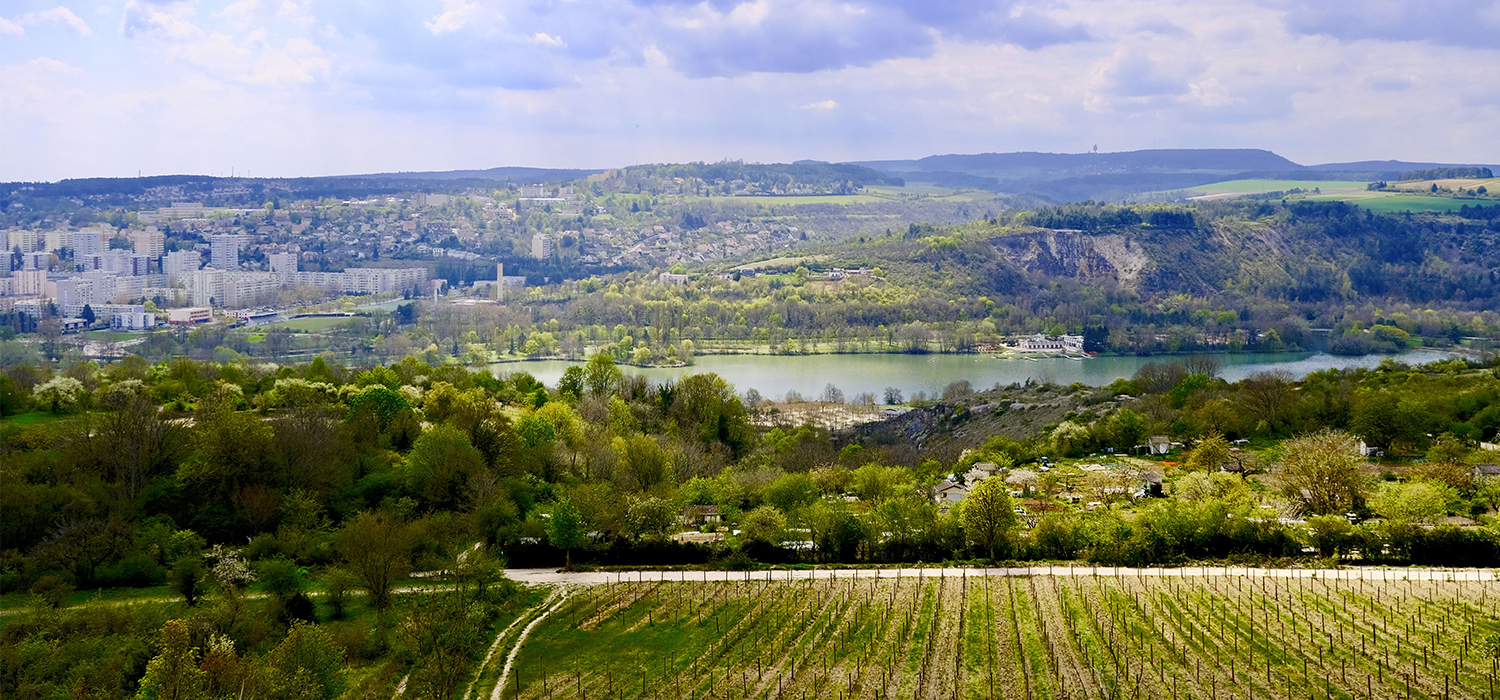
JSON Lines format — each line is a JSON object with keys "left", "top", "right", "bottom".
{"left": 490, "top": 587, "right": 571, "bottom": 700}
{"left": 504, "top": 564, "right": 1499, "bottom": 586}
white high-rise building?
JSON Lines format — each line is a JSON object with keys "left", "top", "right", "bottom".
{"left": 52, "top": 278, "right": 94, "bottom": 307}
{"left": 163, "top": 250, "right": 202, "bottom": 280}
{"left": 73, "top": 228, "right": 109, "bottom": 257}
{"left": 268, "top": 252, "right": 298, "bottom": 273}
{"left": 4, "top": 229, "right": 44, "bottom": 253}
{"left": 531, "top": 232, "right": 552, "bottom": 260}
{"left": 191, "top": 269, "right": 224, "bottom": 307}
{"left": 130, "top": 228, "right": 165, "bottom": 257}
{"left": 11, "top": 270, "right": 46, "bottom": 296}
{"left": 210, "top": 235, "right": 239, "bottom": 270}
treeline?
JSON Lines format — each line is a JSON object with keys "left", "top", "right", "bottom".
{"left": 1401, "top": 167, "right": 1493, "bottom": 180}
{"left": 1458, "top": 203, "right": 1500, "bottom": 220}
{"left": 4, "top": 351, "right": 1499, "bottom": 593}
{"left": 1019, "top": 204, "right": 1196, "bottom": 230}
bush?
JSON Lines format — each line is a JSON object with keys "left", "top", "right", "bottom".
{"left": 280, "top": 592, "right": 318, "bottom": 624}
{"left": 322, "top": 568, "right": 359, "bottom": 620}
{"left": 29, "top": 575, "right": 74, "bottom": 608}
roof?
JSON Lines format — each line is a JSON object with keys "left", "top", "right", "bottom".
{"left": 933, "top": 480, "right": 966, "bottom": 493}
{"left": 1474, "top": 464, "right": 1500, "bottom": 476}
{"left": 1141, "top": 471, "right": 1164, "bottom": 484}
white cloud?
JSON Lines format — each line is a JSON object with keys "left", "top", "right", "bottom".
{"left": 424, "top": 0, "right": 504, "bottom": 35}
{"left": 3, "top": 0, "right": 1499, "bottom": 180}
{"left": 2, "top": 7, "right": 94, "bottom": 36}
{"left": 121, "top": 0, "right": 203, "bottom": 42}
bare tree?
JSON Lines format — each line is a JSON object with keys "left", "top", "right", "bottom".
{"left": 1182, "top": 354, "right": 1223, "bottom": 378}
{"left": 84, "top": 396, "right": 188, "bottom": 501}
{"left": 337, "top": 510, "right": 415, "bottom": 610}
{"left": 1238, "top": 369, "right": 1295, "bottom": 430}
{"left": 1275, "top": 429, "right": 1367, "bottom": 515}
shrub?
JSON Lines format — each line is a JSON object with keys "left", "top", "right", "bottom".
{"left": 28, "top": 575, "right": 74, "bottom": 608}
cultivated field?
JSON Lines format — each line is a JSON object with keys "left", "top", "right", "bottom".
{"left": 1386, "top": 178, "right": 1500, "bottom": 193}
{"left": 1183, "top": 180, "right": 1370, "bottom": 199}
{"left": 1304, "top": 194, "right": 1485, "bottom": 213}
{"left": 492, "top": 572, "right": 1500, "bottom": 700}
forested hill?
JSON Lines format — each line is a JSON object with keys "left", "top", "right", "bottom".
{"left": 799, "top": 200, "right": 1500, "bottom": 354}
{"left": 852, "top": 148, "right": 1301, "bottom": 177}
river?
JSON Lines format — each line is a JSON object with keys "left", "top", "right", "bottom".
{"left": 492, "top": 350, "right": 1457, "bottom": 401}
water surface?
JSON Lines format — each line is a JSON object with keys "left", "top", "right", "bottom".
{"left": 494, "top": 350, "right": 1456, "bottom": 401}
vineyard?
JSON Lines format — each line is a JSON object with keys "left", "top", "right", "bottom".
{"left": 489, "top": 572, "right": 1500, "bottom": 700}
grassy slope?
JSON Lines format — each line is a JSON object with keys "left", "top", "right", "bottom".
{"left": 1185, "top": 179, "right": 1372, "bottom": 196}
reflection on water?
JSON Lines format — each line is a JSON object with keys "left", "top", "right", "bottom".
{"left": 493, "top": 350, "right": 1458, "bottom": 401}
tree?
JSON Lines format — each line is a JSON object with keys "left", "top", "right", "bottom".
{"left": 86, "top": 395, "right": 187, "bottom": 500}
{"left": 263, "top": 622, "right": 346, "bottom": 700}
{"left": 612, "top": 434, "right": 673, "bottom": 491}
{"left": 32, "top": 376, "right": 84, "bottom": 413}
{"left": 883, "top": 386, "right": 903, "bottom": 405}
{"left": 398, "top": 424, "right": 485, "bottom": 509}
{"left": 962, "top": 477, "right": 1018, "bottom": 561}
{"left": 168, "top": 554, "right": 206, "bottom": 607}
{"left": 558, "top": 365, "right": 585, "bottom": 400}
{"left": 336, "top": 510, "right": 414, "bottom": 610}
{"left": 740, "top": 505, "right": 787, "bottom": 545}
{"left": 1109, "top": 408, "right": 1148, "bottom": 450}
{"left": 583, "top": 352, "right": 622, "bottom": 396}
{"left": 765, "top": 473, "right": 820, "bottom": 513}
{"left": 1185, "top": 432, "right": 1231, "bottom": 471}
{"left": 135, "top": 619, "right": 205, "bottom": 700}
{"left": 1369, "top": 481, "right": 1450, "bottom": 525}
{"left": 548, "top": 500, "right": 584, "bottom": 570}
{"left": 348, "top": 386, "right": 416, "bottom": 436}
{"left": 1275, "top": 429, "right": 1367, "bottom": 516}
{"left": 623, "top": 495, "right": 677, "bottom": 540}
{"left": 80, "top": 304, "right": 96, "bottom": 325}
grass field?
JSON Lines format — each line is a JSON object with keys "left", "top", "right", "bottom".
{"left": 1184, "top": 180, "right": 1371, "bottom": 198}
{"left": 500, "top": 574, "right": 1500, "bottom": 700}
{"left": 260, "top": 315, "right": 353, "bottom": 332}
{"left": 1305, "top": 194, "right": 1485, "bottom": 213}
{"left": 732, "top": 255, "right": 832, "bottom": 271}
{"left": 0, "top": 411, "right": 64, "bottom": 426}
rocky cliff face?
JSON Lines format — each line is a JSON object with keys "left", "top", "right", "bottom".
{"left": 991, "top": 231, "right": 1150, "bottom": 283}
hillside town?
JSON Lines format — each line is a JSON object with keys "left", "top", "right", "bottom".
{"left": 0, "top": 188, "right": 812, "bottom": 331}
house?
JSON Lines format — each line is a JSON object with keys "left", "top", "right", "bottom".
{"left": 682, "top": 505, "right": 722, "bottom": 526}
{"left": 932, "top": 480, "right": 967, "bottom": 505}
{"left": 1473, "top": 464, "right": 1500, "bottom": 479}
{"left": 1144, "top": 436, "right": 1171, "bottom": 455}
{"left": 1140, "top": 471, "right": 1164, "bottom": 498}
{"left": 1016, "top": 333, "right": 1085, "bottom": 352}
{"left": 964, "top": 461, "right": 1000, "bottom": 483}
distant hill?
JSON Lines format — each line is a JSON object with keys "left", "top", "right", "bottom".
{"left": 850, "top": 149, "right": 1301, "bottom": 179}
{"left": 352, "top": 166, "right": 604, "bottom": 182}
{"left": 848, "top": 149, "right": 1500, "bottom": 203}
{"left": 1304, "top": 160, "right": 1498, "bottom": 173}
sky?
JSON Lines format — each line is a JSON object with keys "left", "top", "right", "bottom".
{"left": 1, "top": 0, "right": 1498, "bottom": 181}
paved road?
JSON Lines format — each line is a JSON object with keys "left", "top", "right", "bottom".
{"left": 505, "top": 564, "right": 1500, "bottom": 586}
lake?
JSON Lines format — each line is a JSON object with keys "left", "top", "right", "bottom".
{"left": 493, "top": 350, "right": 1457, "bottom": 401}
